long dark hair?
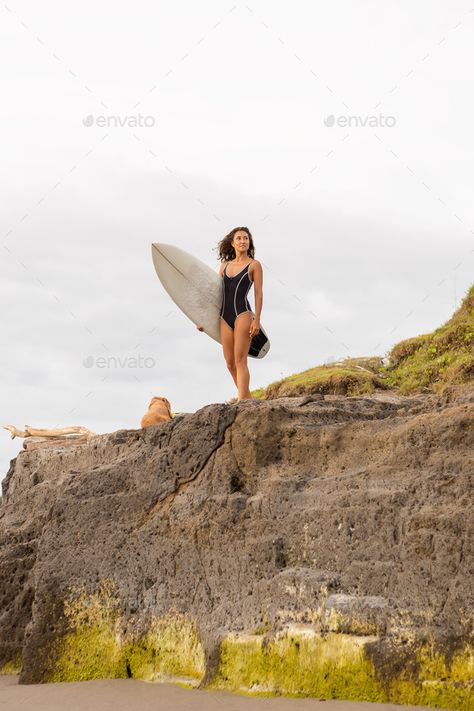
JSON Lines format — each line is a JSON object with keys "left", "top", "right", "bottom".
{"left": 215, "top": 226, "right": 255, "bottom": 263}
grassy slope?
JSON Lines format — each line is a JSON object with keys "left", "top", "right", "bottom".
{"left": 246, "top": 283, "right": 474, "bottom": 401}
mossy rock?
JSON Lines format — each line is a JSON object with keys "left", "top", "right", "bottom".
{"left": 250, "top": 357, "right": 388, "bottom": 401}
{"left": 211, "top": 630, "right": 474, "bottom": 709}
{"left": 18, "top": 580, "right": 474, "bottom": 709}
{"left": 45, "top": 581, "right": 205, "bottom": 684}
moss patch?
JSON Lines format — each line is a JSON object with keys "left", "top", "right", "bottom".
{"left": 210, "top": 630, "right": 474, "bottom": 709}
{"left": 122, "top": 614, "right": 205, "bottom": 682}
{"left": 48, "top": 579, "right": 127, "bottom": 681}
{"left": 325, "top": 607, "right": 381, "bottom": 636}
{"left": 386, "top": 642, "right": 474, "bottom": 709}
{"left": 47, "top": 580, "right": 205, "bottom": 684}
{"left": 0, "top": 654, "right": 22, "bottom": 674}
{"left": 212, "top": 630, "right": 384, "bottom": 699}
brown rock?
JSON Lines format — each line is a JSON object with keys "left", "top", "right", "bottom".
{"left": 0, "top": 387, "right": 472, "bottom": 688}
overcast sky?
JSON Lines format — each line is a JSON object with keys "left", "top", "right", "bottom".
{"left": 1, "top": 1, "right": 473, "bottom": 485}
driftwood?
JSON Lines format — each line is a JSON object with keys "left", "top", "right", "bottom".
{"left": 3, "top": 425, "right": 95, "bottom": 440}
{"left": 2, "top": 425, "right": 96, "bottom": 451}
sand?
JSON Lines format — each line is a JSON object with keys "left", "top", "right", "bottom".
{"left": 0, "top": 674, "right": 437, "bottom": 711}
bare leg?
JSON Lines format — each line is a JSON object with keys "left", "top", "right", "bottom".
{"left": 228, "top": 365, "right": 238, "bottom": 387}
{"left": 220, "top": 317, "right": 238, "bottom": 387}
{"left": 234, "top": 312, "right": 253, "bottom": 401}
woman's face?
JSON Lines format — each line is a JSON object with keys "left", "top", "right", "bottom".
{"left": 232, "top": 230, "right": 249, "bottom": 254}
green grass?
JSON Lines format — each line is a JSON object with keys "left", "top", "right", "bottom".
{"left": 384, "top": 284, "right": 474, "bottom": 394}
{"left": 242, "top": 283, "right": 474, "bottom": 401}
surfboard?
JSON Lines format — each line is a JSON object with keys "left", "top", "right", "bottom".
{"left": 151, "top": 243, "right": 271, "bottom": 359}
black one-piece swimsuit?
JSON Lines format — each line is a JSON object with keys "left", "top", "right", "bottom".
{"left": 220, "top": 260, "right": 254, "bottom": 330}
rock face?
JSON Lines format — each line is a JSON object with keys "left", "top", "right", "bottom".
{"left": 0, "top": 387, "right": 473, "bottom": 708}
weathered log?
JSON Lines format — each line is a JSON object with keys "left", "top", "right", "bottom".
{"left": 3, "top": 425, "right": 96, "bottom": 441}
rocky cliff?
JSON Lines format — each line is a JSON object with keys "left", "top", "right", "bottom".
{"left": 0, "top": 386, "right": 473, "bottom": 709}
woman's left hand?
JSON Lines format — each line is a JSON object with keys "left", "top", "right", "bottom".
{"left": 249, "top": 318, "right": 261, "bottom": 337}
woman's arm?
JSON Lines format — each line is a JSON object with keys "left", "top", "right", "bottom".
{"left": 252, "top": 261, "right": 263, "bottom": 322}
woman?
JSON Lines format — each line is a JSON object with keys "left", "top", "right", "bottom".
{"left": 197, "top": 226, "right": 263, "bottom": 401}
